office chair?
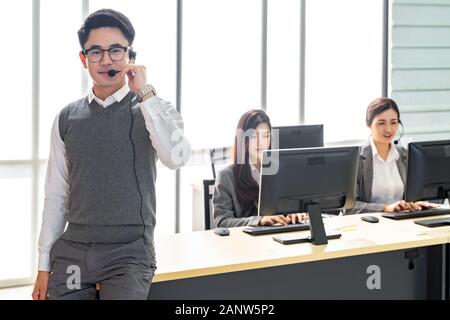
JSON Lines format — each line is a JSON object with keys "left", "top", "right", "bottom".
{"left": 203, "top": 179, "right": 216, "bottom": 230}
{"left": 202, "top": 146, "right": 231, "bottom": 230}
{"left": 209, "top": 146, "right": 232, "bottom": 179}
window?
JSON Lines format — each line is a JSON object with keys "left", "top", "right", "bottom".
{"left": 40, "top": 0, "right": 83, "bottom": 159}
{"left": 0, "top": 166, "right": 33, "bottom": 282}
{"left": 0, "top": 1, "right": 33, "bottom": 284}
{"left": 266, "top": 0, "right": 301, "bottom": 126}
{"left": 305, "top": 0, "right": 383, "bottom": 143}
{"left": 182, "top": 0, "right": 262, "bottom": 150}
{"left": 0, "top": 2, "right": 32, "bottom": 160}
{"left": 180, "top": 0, "right": 262, "bottom": 231}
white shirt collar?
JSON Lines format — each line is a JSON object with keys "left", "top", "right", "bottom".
{"left": 88, "top": 83, "right": 130, "bottom": 107}
{"left": 370, "top": 137, "right": 399, "bottom": 163}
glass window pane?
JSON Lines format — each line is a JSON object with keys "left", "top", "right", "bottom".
{"left": 39, "top": 0, "right": 83, "bottom": 159}
{"left": 266, "top": 0, "right": 301, "bottom": 126}
{"left": 0, "top": 166, "right": 32, "bottom": 281}
{"left": 181, "top": 0, "right": 262, "bottom": 231}
{"left": 0, "top": 2, "right": 32, "bottom": 160}
{"left": 182, "top": 0, "right": 262, "bottom": 149}
{"left": 305, "top": 0, "right": 383, "bottom": 143}
{"left": 38, "top": 162, "right": 46, "bottom": 237}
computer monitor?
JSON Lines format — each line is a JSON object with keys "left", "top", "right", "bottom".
{"left": 405, "top": 140, "right": 450, "bottom": 203}
{"left": 272, "top": 125, "right": 324, "bottom": 150}
{"left": 258, "top": 146, "right": 359, "bottom": 245}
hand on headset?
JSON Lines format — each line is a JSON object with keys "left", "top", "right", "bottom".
{"left": 121, "top": 63, "right": 150, "bottom": 96}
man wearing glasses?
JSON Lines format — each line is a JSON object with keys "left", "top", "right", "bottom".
{"left": 32, "top": 9, "right": 191, "bottom": 300}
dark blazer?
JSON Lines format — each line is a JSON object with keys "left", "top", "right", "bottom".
{"left": 346, "top": 142, "right": 407, "bottom": 214}
{"left": 212, "top": 165, "right": 261, "bottom": 228}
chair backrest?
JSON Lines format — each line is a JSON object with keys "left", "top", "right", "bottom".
{"left": 203, "top": 179, "right": 216, "bottom": 230}
{"left": 202, "top": 146, "right": 231, "bottom": 229}
{"left": 209, "top": 146, "right": 232, "bottom": 179}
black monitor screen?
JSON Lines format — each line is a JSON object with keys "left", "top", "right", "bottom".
{"left": 272, "top": 125, "right": 324, "bottom": 150}
{"left": 405, "top": 140, "right": 450, "bottom": 202}
{"left": 258, "top": 146, "right": 359, "bottom": 216}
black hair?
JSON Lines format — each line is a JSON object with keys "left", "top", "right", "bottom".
{"left": 366, "top": 97, "right": 401, "bottom": 126}
{"left": 77, "top": 9, "right": 135, "bottom": 49}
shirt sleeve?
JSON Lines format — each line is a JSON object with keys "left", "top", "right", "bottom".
{"left": 139, "top": 96, "right": 191, "bottom": 170}
{"left": 37, "top": 113, "right": 68, "bottom": 271}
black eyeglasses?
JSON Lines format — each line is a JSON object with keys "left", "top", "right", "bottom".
{"left": 82, "top": 45, "right": 128, "bottom": 62}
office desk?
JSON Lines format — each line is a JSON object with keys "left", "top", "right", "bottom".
{"left": 148, "top": 213, "right": 450, "bottom": 300}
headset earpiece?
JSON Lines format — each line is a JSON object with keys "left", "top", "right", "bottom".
{"left": 128, "top": 49, "right": 136, "bottom": 62}
{"left": 394, "top": 120, "right": 404, "bottom": 145}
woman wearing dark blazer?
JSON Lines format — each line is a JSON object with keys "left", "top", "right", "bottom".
{"left": 349, "top": 98, "right": 437, "bottom": 214}
{"left": 212, "top": 109, "right": 306, "bottom": 228}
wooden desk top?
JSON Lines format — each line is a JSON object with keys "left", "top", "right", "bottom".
{"left": 153, "top": 213, "right": 450, "bottom": 282}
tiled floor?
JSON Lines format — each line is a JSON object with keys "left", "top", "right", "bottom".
{"left": 0, "top": 285, "right": 33, "bottom": 300}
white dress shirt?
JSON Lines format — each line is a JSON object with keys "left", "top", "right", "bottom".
{"left": 370, "top": 138, "right": 404, "bottom": 205}
{"left": 37, "top": 84, "right": 191, "bottom": 271}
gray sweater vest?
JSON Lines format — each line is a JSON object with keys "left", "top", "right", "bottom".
{"left": 58, "top": 92, "right": 157, "bottom": 249}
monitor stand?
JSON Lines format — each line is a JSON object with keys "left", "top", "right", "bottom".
{"left": 415, "top": 217, "right": 450, "bottom": 228}
{"left": 306, "top": 203, "right": 341, "bottom": 245}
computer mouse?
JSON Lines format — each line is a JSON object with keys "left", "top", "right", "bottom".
{"left": 214, "top": 227, "right": 230, "bottom": 236}
{"left": 361, "top": 215, "right": 379, "bottom": 223}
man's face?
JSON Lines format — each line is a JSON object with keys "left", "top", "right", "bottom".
{"left": 79, "top": 27, "right": 130, "bottom": 89}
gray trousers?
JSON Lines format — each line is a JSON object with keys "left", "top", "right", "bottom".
{"left": 48, "top": 238, "right": 156, "bottom": 300}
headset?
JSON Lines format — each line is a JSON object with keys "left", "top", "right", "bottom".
{"left": 366, "top": 108, "right": 404, "bottom": 146}
{"left": 108, "top": 48, "right": 145, "bottom": 240}
{"left": 128, "top": 93, "right": 146, "bottom": 240}
{"left": 393, "top": 120, "right": 403, "bottom": 145}
{"left": 106, "top": 48, "right": 136, "bottom": 76}
{"left": 128, "top": 47, "right": 137, "bottom": 62}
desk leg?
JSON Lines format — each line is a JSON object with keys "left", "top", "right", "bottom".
{"left": 447, "top": 244, "right": 450, "bottom": 300}
{"left": 426, "top": 244, "right": 446, "bottom": 300}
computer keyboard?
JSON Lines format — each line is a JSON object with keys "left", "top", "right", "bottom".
{"left": 382, "top": 207, "right": 450, "bottom": 220}
{"left": 243, "top": 223, "right": 310, "bottom": 236}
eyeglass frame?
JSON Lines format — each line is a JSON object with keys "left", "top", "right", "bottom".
{"left": 81, "top": 45, "right": 129, "bottom": 62}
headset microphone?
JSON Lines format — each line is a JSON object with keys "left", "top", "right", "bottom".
{"left": 107, "top": 49, "right": 136, "bottom": 77}
{"left": 394, "top": 121, "right": 403, "bottom": 145}
{"left": 108, "top": 69, "right": 120, "bottom": 77}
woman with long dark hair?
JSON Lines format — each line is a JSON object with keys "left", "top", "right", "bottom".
{"left": 213, "top": 109, "right": 306, "bottom": 227}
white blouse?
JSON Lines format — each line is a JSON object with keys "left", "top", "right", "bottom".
{"left": 370, "top": 139, "right": 404, "bottom": 205}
